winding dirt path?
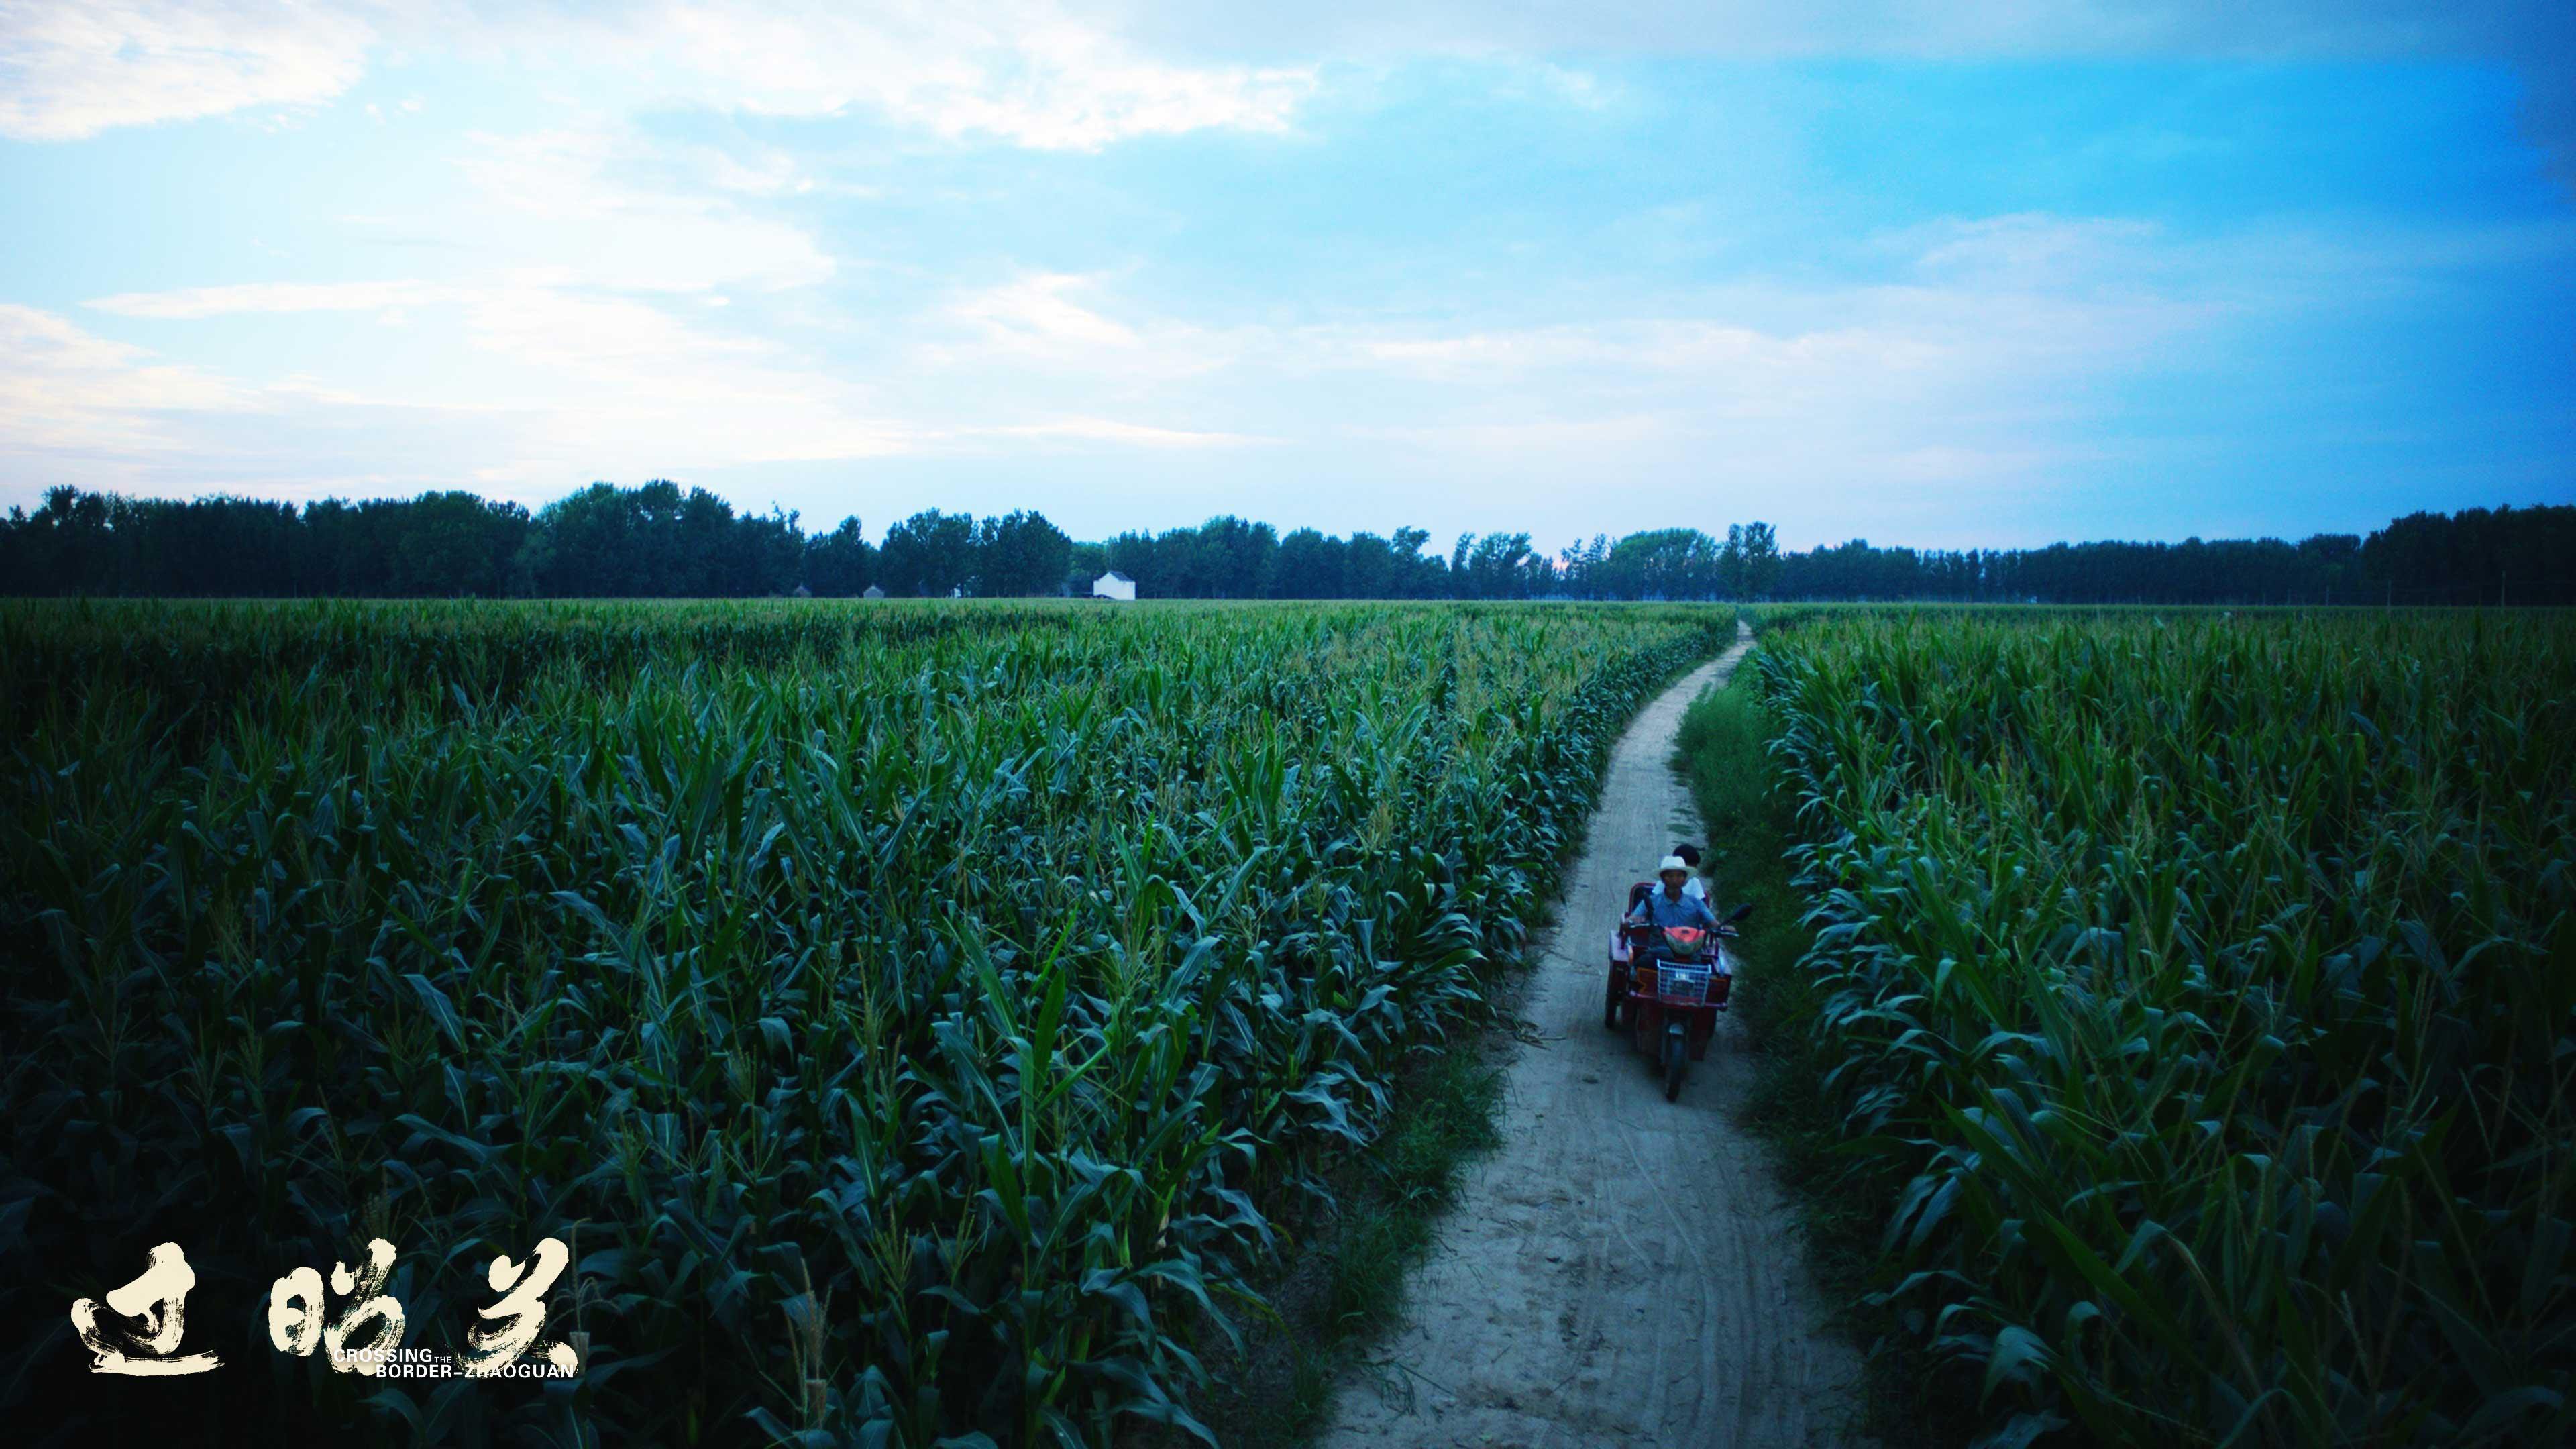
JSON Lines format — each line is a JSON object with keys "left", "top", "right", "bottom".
{"left": 1316, "top": 627, "right": 1870, "bottom": 1449}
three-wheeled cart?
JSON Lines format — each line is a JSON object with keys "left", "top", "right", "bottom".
{"left": 1605, "top": 884, "right": 1748, "bottom": 1100}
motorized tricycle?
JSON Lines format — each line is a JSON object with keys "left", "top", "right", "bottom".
{"left": 1605, "top": 886, "right": 1750, "bottom": 1100}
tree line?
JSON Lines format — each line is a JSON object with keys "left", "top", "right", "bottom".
{"left": 0, "top": 483, "right": 1073, "bottom": 600}
{"left": 1772, "top": 508, "right": 2576, "bottom": 606}
{"left": 3, "top": 483, "right": 2568, "bottom": 605}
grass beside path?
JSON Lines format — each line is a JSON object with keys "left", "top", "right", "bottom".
{"left": 1674, "top": 665, "right": 1980, "bottom": 1448}
{"left": 1188, "top": 1044, "right": 1505, "bottom": 1448}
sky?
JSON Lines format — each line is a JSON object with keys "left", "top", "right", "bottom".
{"left": 3, "top": 2, "right": 2573, "bottom": 553}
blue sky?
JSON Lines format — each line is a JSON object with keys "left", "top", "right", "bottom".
{"left": 3, "top": 3, "right": 2571, "bottom": 552}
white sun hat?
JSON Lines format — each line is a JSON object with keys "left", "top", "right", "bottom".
{"left": 1658, "top": 855, "right": 1688, "bottom": 873}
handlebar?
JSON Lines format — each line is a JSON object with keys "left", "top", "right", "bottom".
{"left": 1623, "top": 925, "right": 1734, "bottom": 963}
{"left": 1621, "top": 920, "right": 1742, "bottom": 939}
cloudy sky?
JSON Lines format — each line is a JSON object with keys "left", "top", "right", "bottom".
{"left": 3, "top": 1, "right": 2572, "bottom": 551}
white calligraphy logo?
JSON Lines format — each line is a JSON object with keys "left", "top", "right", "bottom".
{"left": 461, "top": 1238, "right": 580, "bottom": 1378}
{"left": 268, "top": 1237, "right": 407, "bottom": 1376}
{"left": 72, "top": 1234, "right": 582, "bottom": 1382}
{"left": 71, "top": 1242, "right": 221, "bottom": 1376}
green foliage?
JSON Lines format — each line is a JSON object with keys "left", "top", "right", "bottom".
{"left": 1560, "top": 527, "right": 1721, "bottom": 600}
{"left": 531, "top": 480, "right": 804, "bottom": 598}
{"left": 1104, "top": 517, "right": 1293, "bottom": 600}
{"left": 975, "top": 512, "right": 1076, "bottom": 599}
{"left": 1677, "top": 668, "right": 1990, "bottom": 1448}
{"left": 1763, "top": 506, "right": 2576, "bottom": 606}
{"left": 1672, "top": 680, "right": 1770, "bottom": 879}
{"left": 801, "top": 517, "right": 876, "bottom": 597}
{"left": 1181, "top": 1045, "right": 1505, "bottom": 1449}
{"left": 9, "top": 486, "right": 2573, "bottom": 605}
{"left": 1748, "top": 608, "right": 2576, "bottom": 1447}
{"left": 0, "top": 597, "right": 1728, "bottom": 1446}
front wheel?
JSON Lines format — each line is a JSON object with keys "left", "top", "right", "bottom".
{"left": 1662, "top": 1031, "right": 1687, "bottom": 1101}
{"left": 1604, "top": 966, "right": 1625, "bottom": 1031}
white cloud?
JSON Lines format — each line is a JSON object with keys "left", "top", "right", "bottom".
{"left": 30, "top": 282, "right": 921, "bottom": 488}
{"left": 1880, "top": 443, "right": 2102, "bottom": 483}
{"left": 588, "top": 2, "right": 1316, "bottom": 150}
{"left": 0, "top": 0, "right": 1320, "bottom": 149}
{"left": 86, "top": 280, "right": 463, "bottom": 318}
{"left": 1350, "top": 319, "right": 1949, "bottom": 381}
{"left": 1100, "top": 0, "right": 2557, "bottom": 64}
{"left": 686, "top": 143, "right": 817, "bottom": 197}
{"left": 0, "top": 0, "right": 373, "bottom": 141}
{"left": 918, "top": 211, "right": 2224, "bottom": 409}
{"left": 1354, "top": 413, "right": 1676, "bottom": 452}
{"left": 950, "top": 273, "right": 1143, "bottom": 351}
{"left": 981, "top": 416, "right": 1269, "bottom": 447}
{"left": 443, "top": 286, "right": 923, "bottom": 477}
{"left": 0, "top": 304, "right": 250, "bottom": 457}
{"left": 453, "top": 129, "right": 837, "bottom": 293}
{"left": 924, "top": 272, "right": 1266, "bottom": 383}
{"left": 845, "top": 209, "right": 2247, "bottom": 537}
{"left": 0, "top": 305, "right": 492, "bottom": 503}
{"left": 1900, "top": 213, "right": 2166, "bottom": 281}
{"left": 28, "top": 268, "right": 1289, "bottom": 504}
{"left": 40, "top": 203, "right": 2278, "bottom": 508}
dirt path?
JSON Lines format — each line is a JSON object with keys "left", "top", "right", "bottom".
{"left": 1316, "top": 627, "right": 1869, "bottom": 1449}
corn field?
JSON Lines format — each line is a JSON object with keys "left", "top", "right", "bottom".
{"left": 1750, "top": 608, "right": 2575, "bottom": 1446}
{"left": 0, "top": 598, "right": 1729, "bottom": 1445}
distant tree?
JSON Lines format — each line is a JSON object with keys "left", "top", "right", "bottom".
{"left": 1102, "top": 530, "right": 1159, "bottom": 595}
{"left": 977, "top": 509, "right": 1074, "bottom": 596}
{"left": 1342, "top": 532, "right": 1394, "bottom": 598}
{"left": 1097, "top": 516, "right": 1279, "bottom": 598}
{"left": 631, "top": 480, "right": 687, "bottom": 594}
{"left": 732, "top": 506, "right": 805, "bottom": 596}
{"left": 1558, "top": 534, "right": 1610, "bottom": 598}
{"left": 1273, "top": 527, "right": 1346, "bottom": 598}
{"left": 1733, "top": 521, "right": 1780, "bottom": 600}
{"left": 880, "top": 509, "right": 978, "bottom": 596}
{"left": 390, "top": 492, "right": 528, "bottom": 597}
{"left": 1456, "top": 532, "right": 1539, "bottom": 599}
{"left": 35, "top": 487, "right": 115, "bottom": 594}
{"left": 1202, "top": 515, "right": 1279, "bottom": 598}
{"left": 2363, "top": 505, "right": 2576, "bottom": 605}
{"left": 803, "top": 517, "right": 874, "bottom": 596}
{"left": 669, "top": 485, "right": 733, "bottom": 594}
{"left": 1390, "top": 527, "right": 1438, "bottom": 598}
{"left": 303, "top": 498, "right": 387, "bottom": 594}
{"left": 1067, "top": 539, "right": 1108, "bottom": 594}
{"left": 1601, "top": 528, "right": 1719, "bottom": 599}
{"left": 533, "top": 483, "right": 641, "bottom": 596}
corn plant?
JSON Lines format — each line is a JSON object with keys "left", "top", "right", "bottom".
{"left": 0, "top": 598, "right": 1728, "bottom": 1446}
{"left": 1752, "top": 608, "right": 2576, "bottom": 1447}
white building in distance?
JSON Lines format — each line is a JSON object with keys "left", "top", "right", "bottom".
{"left": 1092, "top": 571, "right": 1136, "bottom": 602}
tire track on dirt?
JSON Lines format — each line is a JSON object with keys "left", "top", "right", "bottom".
{"left": 1315, "top": 626, "right": 1870, "bottom": 1449}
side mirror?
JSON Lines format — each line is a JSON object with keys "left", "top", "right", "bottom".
{"left": 1727, "top": 903, "right": 1754, "bottom": 924}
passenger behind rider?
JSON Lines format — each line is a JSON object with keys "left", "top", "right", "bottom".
{"left": 1674, "top": 843, "right": 1707, "bottom": 901}
{"left": 1627, "top": 855, "right": 1719, "bottom": 933}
